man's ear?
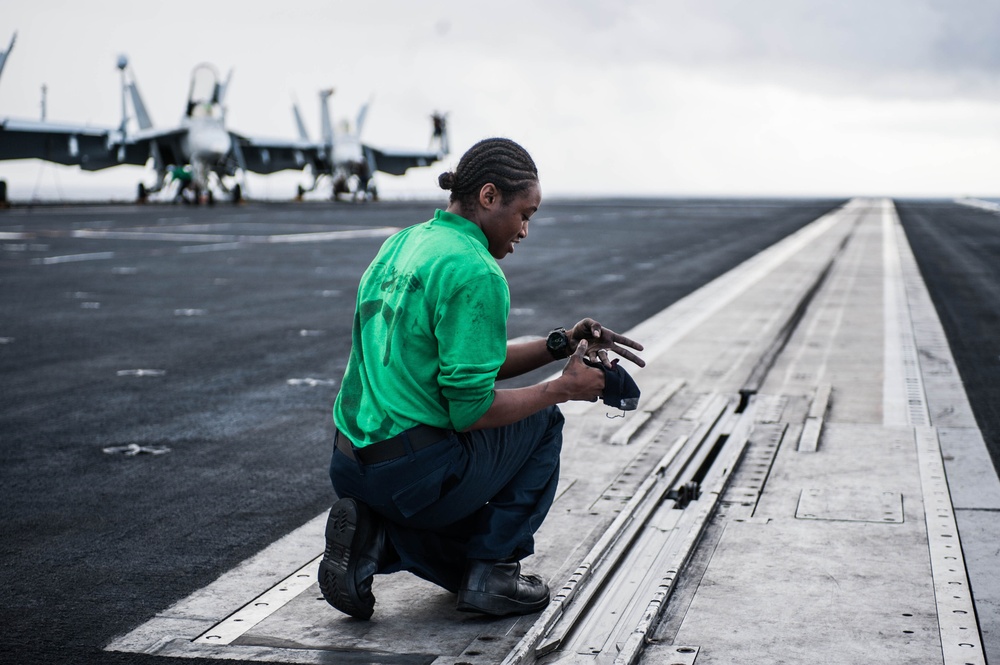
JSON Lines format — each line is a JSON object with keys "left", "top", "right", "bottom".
{"left": 478, "top": 183, "right": 499, "bottom": 209}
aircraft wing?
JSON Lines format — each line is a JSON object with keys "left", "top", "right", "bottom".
{"left": 229, "top": 134, "right": 322, "bottom": 174}
{"left": 364, "top": 145, "right": 445, "bottom": 176}
{"left": 0, "top": 117, "right": 148, "bottom": 170}
{"left": 117, "top": 127, "right": 189, "bottom": 170}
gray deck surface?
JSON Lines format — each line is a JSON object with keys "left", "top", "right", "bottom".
{"left": 1, "top": 197, "right": 997, "bottom": 665}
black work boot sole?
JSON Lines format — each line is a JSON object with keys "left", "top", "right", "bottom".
{"left": 318, "top": 497, "right": 375, "bottom": 620}
{"left": 456, "top": 588, "right": 549, "bottom": 616}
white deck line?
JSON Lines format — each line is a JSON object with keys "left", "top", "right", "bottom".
{"left": 65, "top": 227, "right": 401, "bottom": 244}
{"left": 31, "top": 251, "right": 116, "bottom": 264}
{"left": 883, "top": 199, "right": 987, "bottom": 664}
{"left": 882, "top": 199, "right": 926, "bottom": 428}
{"left": 70, "top": 229, "right": 240, "bottom": 242}
{"left": 954, "top": 198, "right": 1000, "bottom": 213}
{"left": 192, "top": 555, "right": 323, "bottom": 646}
{"left": 28, "top": 226, "right": 405, "bottom": 264}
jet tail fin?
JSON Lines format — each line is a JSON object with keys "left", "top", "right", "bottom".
{"left": 292, "top": 99, "right": 310, "bottom": 141}
{"left": 215, "top": 68, "right": 233, "bottom": 106}
{"left": 319, "top": 88, "right": 335, "bottom": 146}
{"left": 355, "top": 98, "right": 371, "bottom": 136}
{"left": 128, "top": 81, "right": 154, "bottom": 130}
{"left": 0, "top": 31, "right": 15, "bottom": 83}
{"left": 116, "top": 55, "right": 153, "bottom": 132}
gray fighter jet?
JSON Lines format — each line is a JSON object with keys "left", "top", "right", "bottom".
{"left": 286, "top": 89, "right": 449, "bottom": 201}
{"left": 0, "top": 50, "right": 448, "bottom": 203}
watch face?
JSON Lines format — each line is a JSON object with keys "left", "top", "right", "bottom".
{"left": 547, "top": 329, "right": 569, "bottom": 356}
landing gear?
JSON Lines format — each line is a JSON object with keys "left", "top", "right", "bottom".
{"left": 231, "top": 183, "right": 242, "bottom": 204}
{"left": 137, "top": 182, "right": 148, "bottom": 203}
{"left": 332, "top": 176, "right": 350, "bottom": 200}
{"left": 296, "top": 172, "right": 379, "bottom": 203}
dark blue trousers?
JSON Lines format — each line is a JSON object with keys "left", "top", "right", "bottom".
{"left": 329, "top": 405, "right": 564, "bottom": 592}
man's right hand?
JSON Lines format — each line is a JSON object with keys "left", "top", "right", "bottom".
{"left": 469, "top": 340, "right": 610, "bottom": 430}
{"left": 560, "top": 339, "right": 606, "bottom": 402}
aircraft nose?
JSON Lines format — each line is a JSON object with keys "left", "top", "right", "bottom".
{"left": 206, "top": 130, "right": 232, "bottom": 157}
{"left": 188, "top": 124, "right": 233, "bottom": 161}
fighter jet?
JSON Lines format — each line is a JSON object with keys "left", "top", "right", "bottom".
{"left": 0, "top": 56, "right": 242, "bottom": 202}
{"left": 0, "top": 51, "right": 448, "bottom": 203}
{"left": 281, "top": 89, "right": 449, "bottom": 201}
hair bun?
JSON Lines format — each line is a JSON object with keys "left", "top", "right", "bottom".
{"left": 438, "top": 171, "right": 456, "bottom": 190}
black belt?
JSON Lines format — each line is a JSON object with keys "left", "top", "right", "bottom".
{"left": 336, "top": 424, "right": 451, "bottom": 465}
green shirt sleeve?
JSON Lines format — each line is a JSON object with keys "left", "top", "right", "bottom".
{"left": 435, "top": 272, "right": 509, "bottom": 431}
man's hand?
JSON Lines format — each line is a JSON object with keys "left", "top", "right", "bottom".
{"left": 569, "top": 318, "right": 645, "bottom": 369}
{"left": 560, "top": 340, "right": 606, "bottom": 402}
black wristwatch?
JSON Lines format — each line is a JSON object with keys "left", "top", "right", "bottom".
{"left": 546, "top": 327, "right": 571, "bottom": 359}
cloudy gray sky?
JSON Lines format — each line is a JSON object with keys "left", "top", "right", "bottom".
{"left": 2, "top": 0, "right": 999, "bottom": 200}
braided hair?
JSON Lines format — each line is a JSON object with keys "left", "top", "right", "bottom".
{"left": 438, "top": 138, "right": 538, "bottom": 209}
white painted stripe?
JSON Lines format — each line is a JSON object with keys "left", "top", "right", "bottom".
{"left": 259, "top": 227, "right": 399, "bottom": 243}
{"left": 883, "top": 200, "right": 986, "bottom": 664}
{"left": 71, "top": 230, "right": 240, "bottom": 242}
{"left": 882, "top": 200, "right": 910, "bottom": 427}
{"left": 29, "top": 228, "right": 398, "bottom": 263}
{"left": 0, "top": 232, "right": 31, "bottom": 240}
{"left": 882, "top": 199, "right": 928, "bottom": 427}
{"left": 31, "top": 251, "right": 116, "bottom": 265}
{"left": 916, "top": 427, "right": 987, "bottom": 665}
{"left": 178, "top": 242, "right": 245, "bottom": 254}
{"left": 193, "top": 555, "right": 322, "bottom": 645}
{"left": 64, "top": 227, "right": 399, "bottom": 246}
{"left": 955, "top": 197, "right": 1000, "bottom": 213}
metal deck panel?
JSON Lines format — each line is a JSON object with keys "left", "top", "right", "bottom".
{"left": 667, "top": 520, "right": 942, "bottom": 665}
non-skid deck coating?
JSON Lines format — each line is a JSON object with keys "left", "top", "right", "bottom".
{"left": 105, "top": 199, "right": 999, "bottom": 664}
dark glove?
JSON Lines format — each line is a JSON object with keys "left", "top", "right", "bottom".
{"left": 583, "top": 358, "right": 641, "bottom": 411}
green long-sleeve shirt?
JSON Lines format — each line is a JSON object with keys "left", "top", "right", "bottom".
{"left": 333, "top": 209, "right": 509, "bottom": 446}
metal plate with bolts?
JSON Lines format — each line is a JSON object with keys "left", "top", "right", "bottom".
{"left": 795, "top": 488, "right": 903, "bottom": 523}
{"left": 193, "top": 556, "right": 321, "bottom": 645}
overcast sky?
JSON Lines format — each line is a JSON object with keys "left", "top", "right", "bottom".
{"left": 2, "top": 0, "right": 999, "bottom": 200}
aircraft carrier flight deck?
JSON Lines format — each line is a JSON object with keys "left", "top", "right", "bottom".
{"left": 1, "top": 197, "right": 998, "bottom": 665}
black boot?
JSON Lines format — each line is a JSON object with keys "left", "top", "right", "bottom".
{"left": 456, "top": 559, "right": 549, "bottom": 616}
{"left": 318, "top": 497, "right": 385, "bottom": 620}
